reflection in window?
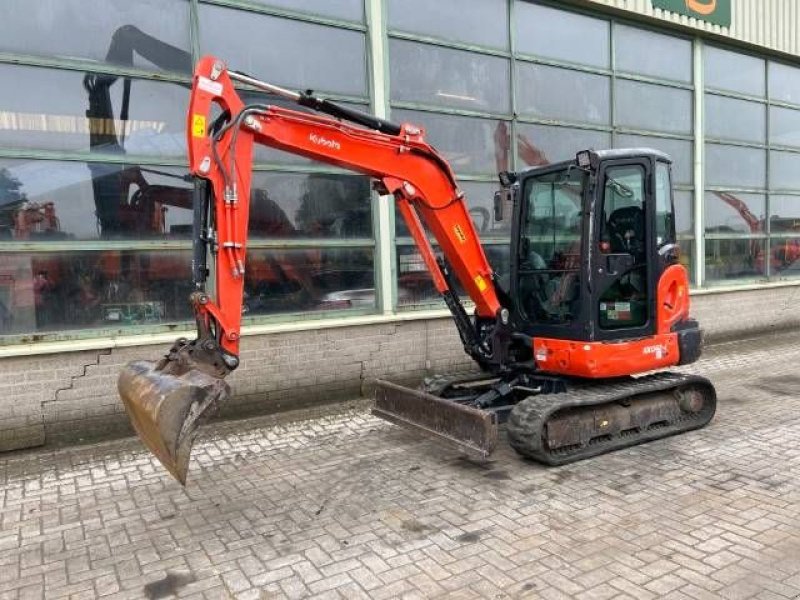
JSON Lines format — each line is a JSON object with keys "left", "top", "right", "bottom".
{"left": 0, "top": 64, "right": 188, "bottom": 157}
{"left": 516, "top": 64, "right": 610, "bottom": 125}
{"left": 247, "top": 0, "right": 364, "bottom": 21}
{"left": 615, "top": 80, "right": 692, "bottom": 134}
{"left": 704, "top": 192, "right": 765, "bottom": 234}
{"left": 614, "top": 24, "right": 691, "bottom": 82}
{"left": 199, "top": 4, "right": 367, "bottom": 97}
{"left": 770, "top": 151, "right": 800, "bottom": 191}
{"left": 769, "top": 62, "right": 800, "bottom": 105}
{"left": 515, "top": 125, "right": 611, "bottom": 168}
{"left": 0, "top": 251, "right": 194, "bottom": 335}
{"left": 0, "top": 0, "right": 191, "bottom": 73}
{"left": 705, "top": 46, "right": 765, "bottom": 97}
{"left": 769, "top": 106, "right": 800, "bottom": 149}
{"left": 249, "top": 173, "right": 372, "bottom": 239}
{"left": 674, "top": 191, "right": 694, "bottom": 237}
{"left": 655, "top": 163, "right": 675, "bottom": 248}
{"left": 388, "top": 0, "right": 508, "bottom": 48}
{"left": 770, "top": 239, "right": 800, "bottom": 278}
{"left": 769, "top": 197, "right": 800, "bottom": 233}
{"left": 244, "top": 248, "right": 375, "bottom": 315}
{"left": 391, "top": 109, "right": 509, "bottom": 175}
{"left": 389, "top": 39, "right": 510, "bottom": 112}
{"left": 515, "top": 2, "right": 609, "bottom": 68}
{"left": 705, "top": 94, "right": 765, "bottom": 143}
{"left": 0, "top": 160, "right": 193, "bottom": 241}
{"left": 705, "top": 238, "right": 767, "bottom": 283}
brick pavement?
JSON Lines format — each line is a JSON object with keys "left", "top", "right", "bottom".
{"left": 2, "top": 331, "right": 800, "bottom": 599}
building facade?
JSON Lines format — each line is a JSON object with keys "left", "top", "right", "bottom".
{"left": 1, "top": 0, "right": 800, "bottom": 450}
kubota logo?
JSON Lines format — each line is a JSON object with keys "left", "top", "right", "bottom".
{"left": 309, "top": 133, "right": 341, "bottom": 151}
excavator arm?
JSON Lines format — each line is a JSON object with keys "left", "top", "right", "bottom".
{"left": 118, "top": 56, "right": 511, "bottom": 484}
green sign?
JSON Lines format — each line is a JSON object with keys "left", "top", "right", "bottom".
{"left": 652, "top": 0, "right": 731, "bottom": 27}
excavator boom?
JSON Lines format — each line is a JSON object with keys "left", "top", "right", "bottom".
{"left": 119, "top": 56, "right": 511, "bottom": 484}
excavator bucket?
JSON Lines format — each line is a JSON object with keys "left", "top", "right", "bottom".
{"left": 118, "top": 360, "right": 230, "bottom": 485}
{"left": 373, "top": 380, "right": 498, "bottom": 458}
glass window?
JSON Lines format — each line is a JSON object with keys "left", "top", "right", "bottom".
{"left": 249, "top": 173, "right": 372, "bottom": 239}
{"left": 0, "top": 250, "right": 194, "bottom": 335}
{"left": 614, "top": 24, "right": 691, "bottom": 83}
{"left": 0, "top": 0, "right": 192, "bottom": 74}
{"left": 515, "top": 3, "right": 610, "bottom": 69}
{"left": 0, "top": 160, "right": 193, "bottom": 242}
{"left": 771, "top": 150, "right": 800, "bottom": 190}
{"left": 705, "top": 46, "right": 765, "bottom": 97}
{"left": 396, "top": 244, "right": 440, "bottom": 306}
{"left": 705, "top": 144, "right": 766, "bottom": 189}
{"left": 769, "top": 238, "right": 800, "bottom": 279}
{"left": 704, "top": 238, "right": 767, "bottom": 283}
{"left": 0, "top": 64, "right": 188, "bottom": 157}
{"left": 615, "top": 81, "right": 692, "bottom": 134}
{"left": 705, "top": 94, "right": 765, "bottom": 143}
{"left": 515, "top": 124, "right": 611, "bottom": 168}
{"left": 704, "top": 192, "right": 765, "bottom": 234}
{"left": 769, "top": 62, "right": 800, "bottom": 105}
{"left": 520, "top": 167, "right": 584, "bottom": 325}
{"left": 244, "top": 248, "right": 375, "bottom": 315}
{"left": 460, "top": 181, "right": 509, "bottom": 238}
{"left": 389, "top": 40, "right": 510, "bottom": 112}
{"left": 388, "top": 0, "right": 508, "bottom": 49}
{"left": 677, "top": 238, "right": 694, "bottom": 282}
{"left": 769, "top": 196, "right": 800, "bottom": 233}
{"left": 769, "top": 106, "right": 800, "bottom": 148}
{"left": 199, "top": 5, "right": 367, "bottom": 97}
{"left": 655, "top": 163, "right": 675, "bottom": 247}
{"left": 247, "top": 0, "right": 364, "bottom": 21}
{"left": 390, "top": 110, "right": 509, "bottom": 175}
{"left": 614, "top": 135, "right": 692, "bottom": 186}
{"left": 516, "top": 64, "right": 610, "bottom": 125}
{"left": 674, "top": 191, "right": 693, "bottom": 237}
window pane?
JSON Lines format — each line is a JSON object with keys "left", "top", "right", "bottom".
{"left": 705, "top": 238, "right": 767, "bottom": 283}
{"left": 677, "top": 238, "right": 694, "bottom": 283}
{"left": 389, "top": 40, "right": 510, "bottom": 112}
{"left": 199, "top": 5, "right": 367, "bottom": 97}
{"left": 704, "top": 192, "right": 765, "bottom": 234}
{"left": 655, "top": 163, "right": 675, "bottom": 246}
{"left": 705, "top": 144, "right": 766, "bottom": 189}
{"left": 614, "top": 24, "right": 691, "bottom": 83}
{"left": 388, "top": 0, "right": 508, "bottom": 48}
{"left": 614, "top": 135, "right": 692, "bottom": 185}
{"left": 391, "top": 110, "right": 509, "bottom": 175}
{"left": 248, "top": 0, "right": 363, "bottom": 21}
{"left": 770, "top": 106, "right": 800, "bottom": 148}
{"left": 460, "top": 181, "right": 508, "bottom": 238}
{"left": 515, "top": 3, "right": 609, "bottom": 68}
{"left": 615, "top": 81, "right": 692, "bottom": 134}
{"left": 705, "top": 46, "right": 765, "bottom": 97}
{"left": 0, "top": 250, "right": 194, "bottom": 335}
{"left": 0, "top": 64, "right": 187, "bottom": 157}
{"left": 771, "top": 150, "right": 800, "bottom": 190}
{"left": 0, "top": 0, "right": 191, "bottom": 73}
{"left": 0, "top": 160, "right": 193, "bottom": 241}
{"left": 249, "top": 173, "right": 372, "bottom": 239}
{"left": 517, "top": 64, "right": 610, "bottom": 125}
{"left": 769, "top": 196, "right": 800, "bottom": 233}
{"left": 769, "top": 62, "right": 800, "bottom": 105}
{"left": 770, "top": 238, "right": 800, "bottom": 279}
{"left": 675, "top": 191, "right": 693, "bottom": 237}
{"left": 245, "top": 248, "right": 375, "bottom": 315}
{"left": 705, "top": 94, "right": 765, "bottom": 143}
{"left": 515, "top": 124, "right": 611, "bottom": 167}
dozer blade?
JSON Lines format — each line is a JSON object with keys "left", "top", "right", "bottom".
{"left": 373, "top": 380, "right": 498, "bottom": 458}
{"left": 118, "top": 360, "right": 230, "bottom": 485}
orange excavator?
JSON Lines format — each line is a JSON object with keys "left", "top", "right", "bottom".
{"left": 118, "top": 56, "right": 716, "bottom": 484}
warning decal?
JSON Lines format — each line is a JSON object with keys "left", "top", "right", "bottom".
{"left": 192, "top": 114, "right": 206, "bottom": 138}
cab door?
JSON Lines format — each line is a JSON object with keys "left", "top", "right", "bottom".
{"left": 590, "top": 159, "right": 656, "bottom": 341}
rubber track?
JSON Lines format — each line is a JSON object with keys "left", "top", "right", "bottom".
{"left": 506, "top": 371, "right": 717, "bottom": 465}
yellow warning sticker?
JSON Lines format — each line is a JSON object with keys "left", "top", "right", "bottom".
{"left": 192, "top": 114, "right": 206, "bottom": 138}
{"left": 453, "top": 224, "right": 467, "bottom": 244}
{"left": 474, "top": 275, "right": 488, "bottom": 292}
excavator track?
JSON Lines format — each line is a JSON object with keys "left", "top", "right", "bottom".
{"left": 506, "top": 372, "right": 716, "bottom": 465}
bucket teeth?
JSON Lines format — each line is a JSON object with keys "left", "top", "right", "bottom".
{"left": 118, "top": 360, "right": 230, "bottom": 485}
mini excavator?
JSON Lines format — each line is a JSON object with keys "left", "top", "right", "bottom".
{"left": 118, "top": 56, "right": 716, "bottom": 484}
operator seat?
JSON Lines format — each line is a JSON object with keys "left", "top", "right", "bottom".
{"left": 607, "top": 206, "right": 645, "bottom": 259}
